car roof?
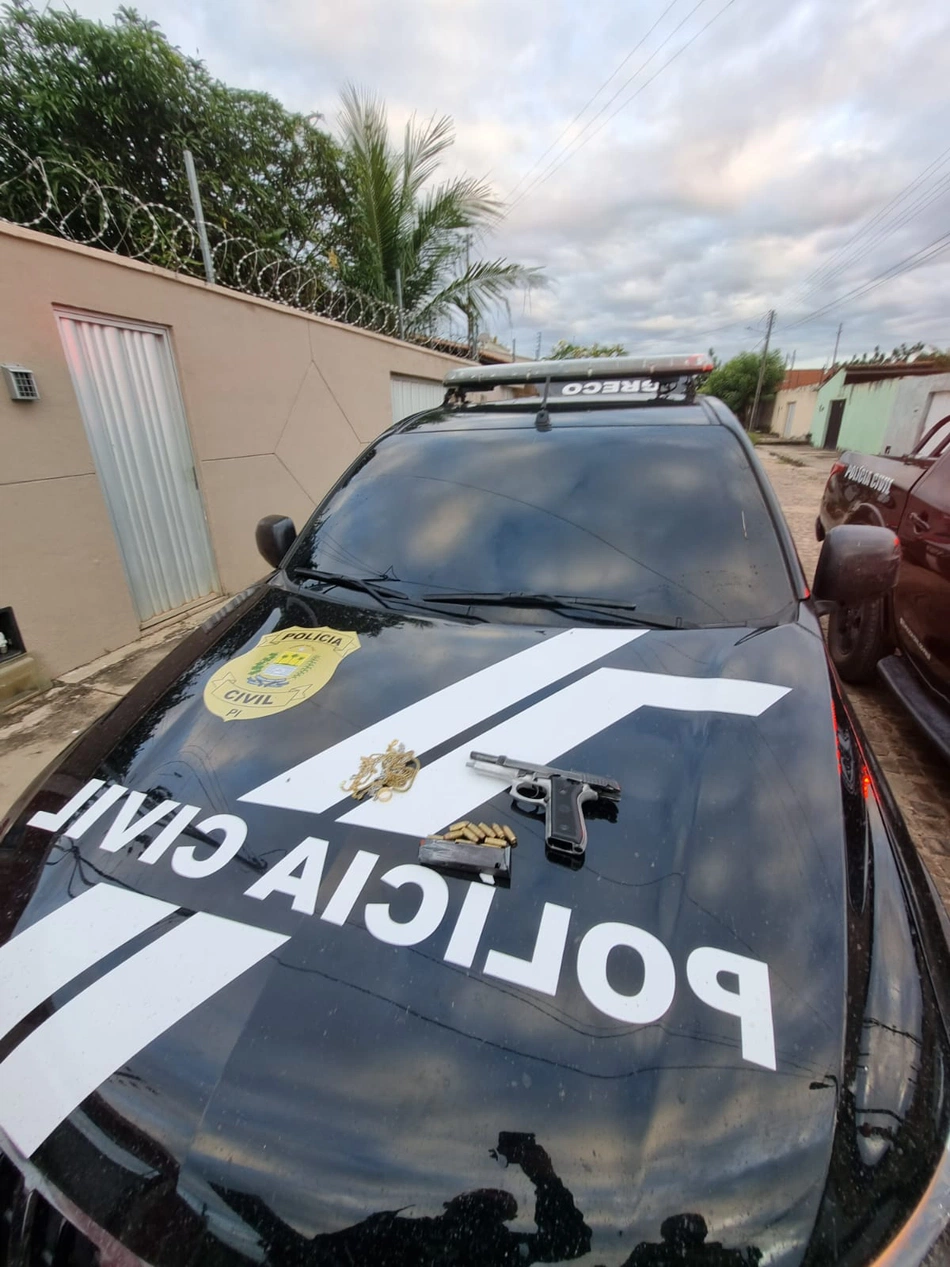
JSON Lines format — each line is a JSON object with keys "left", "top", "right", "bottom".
{"left": 392, "top": 397, "right": 732, "bottom": 435}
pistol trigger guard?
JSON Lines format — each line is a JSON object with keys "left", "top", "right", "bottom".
{"left": 511, "top": 793, "right": 543, "bottom": 816}
{"left": 513, "top": 780, "right": 545, "bottom": 802}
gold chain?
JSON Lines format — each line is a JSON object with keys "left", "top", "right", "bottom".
{"left": 341, "top": 740, "right": 420, "bottom": 802}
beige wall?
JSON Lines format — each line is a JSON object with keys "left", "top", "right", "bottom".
{"left": 0, "top": 223, "right": 463, "bottom": 677}
{"left": 883, "top": 373, "right": 950, "bottom": 455}
{"left": 768, "top": 384, "right": 820, "bottom": 438}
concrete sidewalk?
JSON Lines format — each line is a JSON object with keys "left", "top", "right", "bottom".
{"left": 0, "top": 601, "right": 221, "bottom": 816}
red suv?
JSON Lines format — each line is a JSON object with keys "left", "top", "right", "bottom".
{"left": 818, "top": 412, "right": 950, "bottom": 758}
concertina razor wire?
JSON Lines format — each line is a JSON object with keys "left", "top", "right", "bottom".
{"left": 0, "top": 137, "right": 471, "bottom": 350}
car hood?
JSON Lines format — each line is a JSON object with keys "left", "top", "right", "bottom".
{"left": 0, "top": 587, "right": 938, "bottom": 1266}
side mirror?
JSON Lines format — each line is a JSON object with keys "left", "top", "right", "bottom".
{"left": 813, "top": 525, "right": 900, "bottom": 608}
{"left": 256, "top": 514, "right": 297, "bottom": 570}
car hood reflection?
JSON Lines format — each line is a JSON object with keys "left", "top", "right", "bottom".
{"left": 0, "top": 587, "right": 941, "bottom": 1266}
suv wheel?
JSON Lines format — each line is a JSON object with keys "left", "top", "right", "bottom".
{"left": 827, "top": 597, "right": 888, "bottom": 683}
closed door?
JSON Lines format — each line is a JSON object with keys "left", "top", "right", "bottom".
{"left": 391, "top": 375, "right": 444, "bottom": 423}
{"left": 783, "top": 400, "right": 797, "bottom": 437}
{"left": 824, "top": 398, "right": 846, "bottom": 449}
{"left": 896, "top": 456, "right": 950, "bottom": 700}
{"left": 56, "top": 311, "right": 219, "bottom": 622}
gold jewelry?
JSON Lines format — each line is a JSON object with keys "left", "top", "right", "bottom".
{"left": 341, "top": 740, "right": 420, "bottom": 802}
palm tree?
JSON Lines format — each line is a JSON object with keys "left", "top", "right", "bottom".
{"left": 336, "top": 85, "right": 543, "bottom": 339}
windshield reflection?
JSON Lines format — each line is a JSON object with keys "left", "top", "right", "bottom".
{"left": 289, "top": 426, "right": 794, "bottom": 628}
{"left": 622, "top": 1213, "right": 761, "bottom": 1265}
{"left": 213, "top": 1132, "right": 591, "bottom": 1266}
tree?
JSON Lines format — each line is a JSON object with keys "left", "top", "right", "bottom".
{"left": 700, "top": 350, "right": 785, "bottom": 427}
{"left": 336, "top": 85, "right": 543, "bottom": 332}
{"left": 0, "top": 4, "right": 346, "bottom": 273}
{"left": 549, "top": 340, "right": 627, "bottom": 359}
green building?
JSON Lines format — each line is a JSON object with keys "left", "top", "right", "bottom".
{"left": 811, "top": 364, "right": 950, "bottom": 454}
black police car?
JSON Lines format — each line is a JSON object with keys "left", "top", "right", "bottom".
{"left": 1, "top": 354, "right": 948, "bottom": 1266}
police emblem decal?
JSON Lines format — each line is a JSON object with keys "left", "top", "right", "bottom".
{"left": 203, "top": 626, "right": 360, "bottom": 721}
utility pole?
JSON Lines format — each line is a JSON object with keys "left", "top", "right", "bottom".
{"left": 748, "top": 308, "right": 775, "bottom": 432}
{"left": 830, "top": 322, "right": 843, "bottom": 371}
{"left": 465, "top": 234, "right": 477, "bottom": 360}
{"left": 394, "top": 267, "right": 406, "bottom": 342}
{"left": 183, "top": 150, "right": 215, "bottom": 286}
{"left": 535, "top": 332, "right": 542, "bottom": 360}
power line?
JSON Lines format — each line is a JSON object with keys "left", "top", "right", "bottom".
{"left": 696, "top": 319, "right": 756, "bottom": 339}
{"left": 791, "top": 233, "right": 950, "bottom": 328}
{"left": 508, "top": 0, "right": 732, "bottom": 211}
{"left": 505, "top": 0, "right": 681, "bottom": 203}
{"left": 790, "top": 141, "right": 950, "bottom": 300}
{"left": 629, "top": 308, "right": 771, "bottom": 346}
{"left": 798, "top": 140, "right": 950, "bottom": 289}
{"left": 511, "top": 0, "right": 740, "bottom": 206}
{"left": 815, "top": 170, "right": 950, "bottom": 293}
{"left": 508, "top": 0, "right": 712, "bottom": 211}
{"left": 692, "top": 309, "right": 771, "bottom": 339}
{"left": 621, "top": 308, "right": 769, "bottom": 352}
{"left": 791, "top": 167, "right": 950, "bottom": 305}
{"left": 779, "top": 230, "right": 950, "bottom": 332}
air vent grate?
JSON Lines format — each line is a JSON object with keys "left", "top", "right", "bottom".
{"left": 2, "top": 364, "right": 40, "bottom": 401}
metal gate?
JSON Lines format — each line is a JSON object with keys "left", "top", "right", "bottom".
{"left": 391, "top": 375, "right": 445, "bottom": 423}
{"left": 56, "top": 311, "right": 219, "bottom": 622}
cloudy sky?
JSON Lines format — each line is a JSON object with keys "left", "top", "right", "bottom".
{"left": 72, "top": 0, "right": 950, "bottom": 364}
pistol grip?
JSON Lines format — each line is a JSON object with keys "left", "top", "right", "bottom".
{"left": 546, "top": 776, "right": 593, "bottom": 857}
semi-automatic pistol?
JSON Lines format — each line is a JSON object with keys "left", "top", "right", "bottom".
{"left": 467, "top": 751, "right": 620, "bottom": 859}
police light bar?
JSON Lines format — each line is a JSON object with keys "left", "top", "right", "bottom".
{"left": 443, "top": 353, "right": 714, "bottom": 391}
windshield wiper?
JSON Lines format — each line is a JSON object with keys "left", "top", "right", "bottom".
{"left": 421, "top": 591, "right": 694, "bottom": 629}
{"left": 289, "top": 567, "right": 488, "bottom": 622}
{"left": 291, "top": 567, "right": 408, "bottom": 610}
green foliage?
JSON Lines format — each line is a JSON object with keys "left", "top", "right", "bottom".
{"left": 548, "top": 340, "right": 627, "bottom": 360}
{"left": 0, "top": 4, "right": 346, "bottom": 274}
{"left": 0, "top": 7, "right": 543, "bottom": 330}
{"left": 336, "top": 85, "right": 543, "bottom": 329}
{"left": 700, "top": 349, "right": 785, "bottom": 427}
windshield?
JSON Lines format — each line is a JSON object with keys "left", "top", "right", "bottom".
{"left": 914, "top": 415, "right": 950, "bottom": 458}
{"left": 289, "top": 424, "right": 795, "bottom": 626}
